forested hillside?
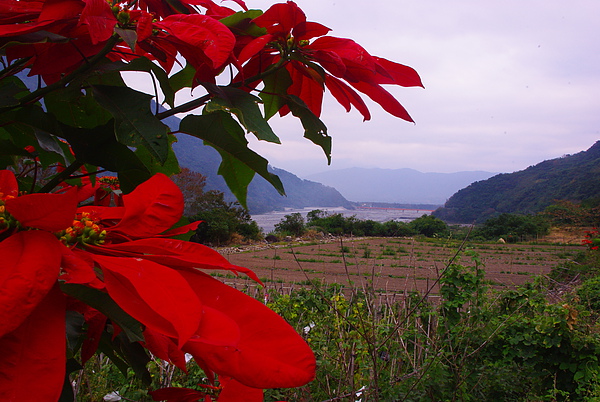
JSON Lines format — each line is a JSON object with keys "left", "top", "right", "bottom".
{"left": 434, "top": 141, "right": 600, "bottom": 223}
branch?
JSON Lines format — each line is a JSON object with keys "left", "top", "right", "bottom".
{"left": 38, "top": 160, "right": 85, "bottom": 193}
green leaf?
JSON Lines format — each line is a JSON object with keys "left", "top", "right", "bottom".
{"left": 114, "top": 57, "right": 176, "bottom": 108}
{"left": 134, "top": 131, "right": 180, "bottom": 177}
{"left": 114, "top": 26, "right": 137, "bottom": 52}
{"left": 0, "top": 31, "right": 68, "bottom": 50}
{"left": 261, "top": 67, "right": 292, "bottom": 120}
{"left": 91, "top": 85, "right": 170, "bottom": 164}
{"left": 219, "top": 10, "right": 266, "bottom": 36}
{"left": 217, "top": 152, "right": 255, "bottom": 207}
{"left": 60, "top": 283, "right": 144, "bottom": 343}
{"left": 45, "top": 86, "right": 112, "bottom": 129}
{"left": 169, "top": 63, "right": 196, "bottom": 94}
{"left": 286, "top": 95, "right": 331, "bottom": 163}
{"left": 0, "top": 76, "right": 28, "bottom": 107}
{"left": 206, "top": 87, "right": 280, "bottom": 143}
{"left": 179, "top": 112, "right": 285, "bottom": 207}
{"left": 59, "top": 121, "right": 151, "bottom": 192}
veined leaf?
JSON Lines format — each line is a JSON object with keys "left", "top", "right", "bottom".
{"left": 169, "top": 62, "right": 196, "bottom": 93}
{"left": 217, "top": 152, "right": 255, "bottom": 207}
{"left": 45, "top": 84, "right": 111, "bottom": 129}
{"left": 206, "top": 87, "right": 280, "bottom": 143}
{"left": 219, "top": 10, "right": 265, "bottom": 36}
{"left": 0, "top": 76, "right": 27, "bottom": 107}
{"left": 134, "top": 132, "right": 180, "bottom": 178}
{"left": 286, "top": 95, "right": 331, "bottom": 163}
{"left": 261, "top": 67, "right": 292, "bottom": 120}
{"left": 91, "top": 85, "right": 170, "bottom": 164}
{"left": 179, "top": 112, "right": 285, "bottom": 207}
{"left": 114, "top": 57, "right": 176, "bottom": 108}
{"left": 59, "top": 121, "right": 151, "bottom": 192}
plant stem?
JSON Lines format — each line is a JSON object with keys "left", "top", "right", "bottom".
{"left": 39, "top": 160, "right": 85, "bottom": 193}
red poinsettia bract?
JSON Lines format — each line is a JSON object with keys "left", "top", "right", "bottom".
{"left": 0, "top": 0, "right": 242, "bottom": 84}
{"left": 0, "top": 170, "right": 315, "bottom": 401}
{"left": 239, "top": 1, "right": 423, "bottom": 121}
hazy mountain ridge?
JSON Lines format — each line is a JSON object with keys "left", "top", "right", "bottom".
{"left": 433, "top": 141, "right": 600, "bottom": 223}
{"left": 305, "top": 168, "right": 497, "bottom": 204}
{"left": 171, "top": 133, "right": 353, "bottom": 214}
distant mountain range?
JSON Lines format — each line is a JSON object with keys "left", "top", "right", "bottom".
{"left": 305, "top": 168, "right": 497, "bottom": 205}
{"left": 434, "top": 141, "right": 600, "bottom": 223}
{"left": 171, "top": 133, "right": 353, "bottom": 214}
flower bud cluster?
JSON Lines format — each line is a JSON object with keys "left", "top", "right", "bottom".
{"left": 0, "top": 192, "right": 17, "bottom": 232}
{"left": 57, "top": 212, "right": 106, "bottom": 247}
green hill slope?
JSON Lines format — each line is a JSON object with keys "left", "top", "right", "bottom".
{"left": 433, "top": 141, "right": 600, "bottom": 223}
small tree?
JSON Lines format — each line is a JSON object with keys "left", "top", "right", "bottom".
{"left": 409, "top": 214, "right": 449, "bottom": 237}
{"left": 190, "top": 190, "right": 260, "bottom": 244}
{"left": 275, "top": 213, "right": 306, "bottom": 237}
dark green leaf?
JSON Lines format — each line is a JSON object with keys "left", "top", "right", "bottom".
{"left": 179, "top": 112, "right": 285, "bottom": 207}
{"left": 60, "top": 283, "right": 144, "bottom": 343}
{"left": 0, "top": 76, "right": 28, "bottom": 107}
{"left": 261, "top": 67, "right": 292, "bottom": 120}
{"left": 91, "top": 85, "right": 170, "bottom": 164}
{"left": 33, "top": 129, "right": 66, "bottom": 160}
{"left": 115, "top": 57, "right": 175, "bottom": 108}
{"left": 59, "top": 120, "right": 151, "bottom": 192}
{"left": 286, "top": 95, "right": 331, "bottom": 163}
{"left": 217, "top": 152, "right": 255, "bottom": 207}
{"left": 0, "top": 139, "right": 28, "bottom": 156}
{"left": 115, "top": 332, "right": 152, "bottom": 385}
{"left": 134, "top": 132, "right": 180, "bottom": 177}
{"left": 169, "top": 63, "right": 196, "bottom": 94}
{"left": 114, "top": 27, "right": 137, "bottom": 51}
{"left": 219, "top": 10, "right": 266, "bottom": 36}
{"left": 65, "top": 311, "right": 86, "bottom": 357}
{"left": 97, "top": 332, "right": 130, "bottom": 377}
{"left": 45, "top": 86, "right": 112, "bottom": 129}
{"left": 206, "top": 87, "right": 280, "bottom": 143}
{"left": 0, "top": 31, "right": 68, "bottom": 49}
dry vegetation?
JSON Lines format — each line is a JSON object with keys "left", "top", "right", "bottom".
{"left": 213, "top": 236, "right": 583, "bottom": 298}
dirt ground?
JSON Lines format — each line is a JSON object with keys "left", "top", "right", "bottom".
{"left": 210, "top": 237, "right": 583, "bottom": 299}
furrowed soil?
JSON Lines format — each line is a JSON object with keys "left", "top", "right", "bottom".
{"left": 212, "top": 237, "right": 584, "bottom": 299}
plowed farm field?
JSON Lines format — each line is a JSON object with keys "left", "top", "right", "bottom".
{"left": 212, "top": 237, "right": 582, "bottom": 298}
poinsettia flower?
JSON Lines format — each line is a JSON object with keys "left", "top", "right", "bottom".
{"left": 241, "top": 1, "right": 423, "bottom": 121}
{"left": 0, "top": 0, "right": 239, "bottom": 84}
{"left": 1, "top": 169, "right": 316, "bottom": 400}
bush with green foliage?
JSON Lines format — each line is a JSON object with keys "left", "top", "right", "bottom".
{"left": 474, "top": 213, "right": 550, "bottom": 242}
{"left": 189, "top": 191, "right": 261, "bottom": 245}
{"left": 274, "top": 212, "right": 306, "bottom": 237}
{"left": 408, "top": 214, "right": 449, "bottom": 237}
{"left": 305, "top": 209, "right": 416, "bottom": 237}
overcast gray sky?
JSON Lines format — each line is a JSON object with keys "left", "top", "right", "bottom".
{"left": 238, "top": 0, "right": 600, "bottom": 177}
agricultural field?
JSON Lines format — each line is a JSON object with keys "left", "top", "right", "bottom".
{"left": 214, "top": 237, "right": 583, "bottom": 298}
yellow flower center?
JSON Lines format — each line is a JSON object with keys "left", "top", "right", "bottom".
{"left": 57, "top": 212, "right": 107, "bottom": 247}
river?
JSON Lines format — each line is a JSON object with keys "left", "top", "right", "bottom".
{"left": 251, "top": 206, "right": 434, "bottom": 234}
